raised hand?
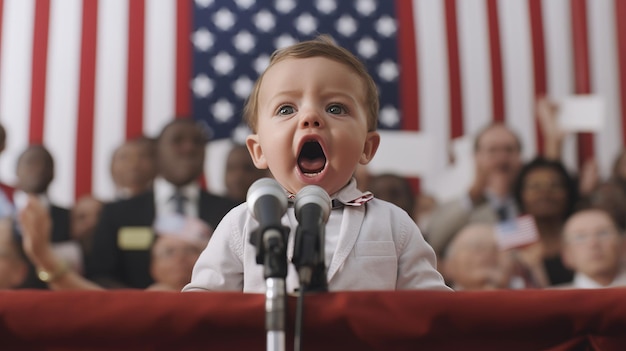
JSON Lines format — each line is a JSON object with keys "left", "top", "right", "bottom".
{"left": 18, "top": 195, "right": 54, "bottom": 267}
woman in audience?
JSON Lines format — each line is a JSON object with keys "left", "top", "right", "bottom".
{"left": 512, "top": 157, "right": 578, "bottom": 286}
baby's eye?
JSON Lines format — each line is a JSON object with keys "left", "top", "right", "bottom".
{"left": 277, "top": 105, "right": 295, "bottom": 115}
{"left": 327, "top": 104, "right": 347, "bottom": 115}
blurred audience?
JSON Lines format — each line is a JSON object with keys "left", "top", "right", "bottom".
{"left": 512, "top": 157, "right": 577, "bottom": 286}
{"left": 415, "top": 193, "right": 437, "bottom": 234}
{"left": 9, "top": 96, "right": 626, "bottom": 293}
{"left": 70, "top": 195, "right": 103, "bottom": 265}
{"left": 0, "top": 218, "right": 28, "bottom": 289}
{"left": 536, "top": 95, "right": 600, "bottom": 198}
{"left": 441, "top": 223, "right": 517, "bottom": 290}
{"left": 560, "top": 209, "right": 626, "bottom": 289}
{"left": 611, "top": 149, "right": 626, "bottom": 187}
{"left": 13, "top": 144, "right": 71, "bottom": 288}
{"left": 223, "top": 144, "right": 268, "bottom": 204}
{"left": 87, "top": 119, "right": 237, "bottom": 289}
{"left": 427, "top": 123, "right": 523, "bottom": 257}
{"left": 369, "top": 173, "right": 416, "bottom": 220}
{"left": 0, "top": 124, "right": 15, "bottom": 218}
{"left": 583, "top": 148, "right": 626, "bottom": 230}
{"left": 110, "top": 136, "right": 157, "bottom": 199}
{"left": 586, "top": 181, "right": 626, "bottom": 231}
{"left": 19, "top": 195, "right": 209, "bottom": 291}
{"left": 148, "top": 215, "right": 211, "bottom": 291}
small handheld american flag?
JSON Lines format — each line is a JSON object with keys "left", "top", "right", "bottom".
{"left": 495, "top": 215, "right": 540, "bottom": 251}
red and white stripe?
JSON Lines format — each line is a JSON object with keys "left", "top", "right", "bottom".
{"left": 1, "top": 0, "right": 626, "bottom": 207}
{"left": 407, "top": 0, "right": 625, "bottom": 199}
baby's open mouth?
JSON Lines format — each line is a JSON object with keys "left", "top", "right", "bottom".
{"left": 298, "top": 140, "right": 326, "bottom": 176}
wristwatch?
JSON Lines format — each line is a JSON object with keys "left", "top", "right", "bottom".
{"left": 37, "top": 261, "right": 69, "bottom": 283}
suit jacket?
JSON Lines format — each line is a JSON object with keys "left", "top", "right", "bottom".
{"left": 87, "top": 190, "right": 237, "bottom": 289}
{"left": 183, "top": 199, "right": 451, "bottom": 293}
{"left": 50, "top": 205, "right": 71, "bottom": 242}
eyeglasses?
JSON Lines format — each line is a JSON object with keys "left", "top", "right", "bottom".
{"left": 523, "top": 182, "right": 566, "bottom": 193}
{"left": 153, "top": 246, "right": 202, "bottom": 260}
{"left": 477, "top": 145, "right": 520, "bottom": 155}
{"left": 565, "top": 230, "right": 619, "bottom": 245}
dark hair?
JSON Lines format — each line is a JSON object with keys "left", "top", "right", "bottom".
{"left": 110, "top": 135, "right": 157, "bottom": 167}
{"left": 17, "top": 144, "right": 54, "bottom": 170}
{"left": 369, "top": 173, "right": 416, "bottom": 216}
{"left": 512, "top": 157, "right": 578, "bottom": 219}
{"left": 157, "top": 118, "right": 209, "bottom": 144}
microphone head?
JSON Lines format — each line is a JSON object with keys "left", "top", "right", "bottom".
{"left": 294, "top": 185, "right": 331, "bottom": 223}
{"left": 246, "top": 178, "right": 288, "bottom": 219}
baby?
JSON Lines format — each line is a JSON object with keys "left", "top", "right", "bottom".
{"left": 184, "top": 36, "right": 449, "bottom": 293}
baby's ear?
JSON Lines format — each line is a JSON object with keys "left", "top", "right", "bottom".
{"left": 245, "top": 135, "right": 268, "bottom": 169}
{"left": 359, "top": 131, "right": 380, "bottom": 165}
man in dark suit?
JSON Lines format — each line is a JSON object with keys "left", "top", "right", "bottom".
{"left": 13, "top": 144, "right": 71, "bottom": 288}
{"left": 87, "top": 119, "right": 237, "bottom": 289}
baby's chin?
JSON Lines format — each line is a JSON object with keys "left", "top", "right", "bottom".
{"left": 294, "top": 162, "right": 329, "bottom": 187}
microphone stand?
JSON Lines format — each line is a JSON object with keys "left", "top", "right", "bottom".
{"left": 250, "top": 224, "right": 290, "bottom": 351}
{"left": 292, "top": 211, "right": 328, "bottom": 351}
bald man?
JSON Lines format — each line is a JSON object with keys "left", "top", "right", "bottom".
{"left": 560, "top": 209, "right": 626, "bottom": 289}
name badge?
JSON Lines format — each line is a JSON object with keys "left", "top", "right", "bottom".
{"left": 118, "top": 227, "right": 154, "bottom": 250}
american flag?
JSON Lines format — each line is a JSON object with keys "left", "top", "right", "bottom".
{"left": 495, "top": 214, "right": 540, "bottom": 251}
{"left": 191, "top": 0, "right": 405, "bottom": 139}
{"left": 1, "top": 0, "right": 626, "bottom": 208}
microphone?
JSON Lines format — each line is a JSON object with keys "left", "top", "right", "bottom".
{"left": 246, "top": 178, "right": 289, "bottom": 269}
{"left": 292, "top": 185, "right": 331, "bottom": 291}
{"left": 247, "top": 178, "right": 290, "bottom": 346}
{"left": 247, "top": 178, "right": 288, "bottom": 230}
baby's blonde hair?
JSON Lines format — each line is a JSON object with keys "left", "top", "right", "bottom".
{"left": 243, "top": 35, "right": 379, "bottom": 133}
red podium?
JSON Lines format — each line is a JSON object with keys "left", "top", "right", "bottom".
{"left": 2, "top": 289, "right": 626, "bottom": 350}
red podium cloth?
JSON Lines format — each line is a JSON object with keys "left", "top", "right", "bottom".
{"left": 1, "top": 289, "right": 626, "bottom": 350}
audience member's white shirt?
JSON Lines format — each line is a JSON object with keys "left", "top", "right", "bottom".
{"left": 153, "top": 177, "right": 200, "bottom": 218}
{"left": 570, "top": 269, "right": 626, "bottom": 289}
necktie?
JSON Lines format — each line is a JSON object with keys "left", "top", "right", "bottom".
{"left": 172, "top": 191, "right": 187, "bottom": 215}
{"left": 496, "top": 206, "right": 508, "bottom": 221}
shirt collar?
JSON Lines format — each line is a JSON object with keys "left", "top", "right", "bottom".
{"left": 154, "top": 177, "right": 200, "bottom": 205}
{"left": 286, "top": 178, "right": 373, "bottom": 208}
{"left": 573, "top": 268, "right": 626, "bottom": 289}
{"left": 331, "top": 178, "right": 374, "bottom": 206}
